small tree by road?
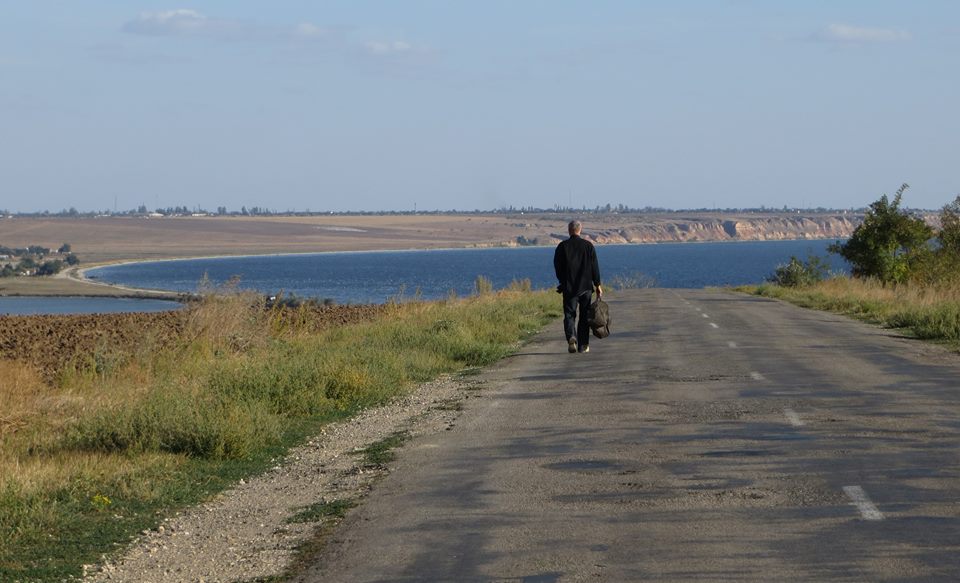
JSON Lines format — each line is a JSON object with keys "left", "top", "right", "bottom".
{"left": 828, "top": 184, "right": 933, "bottom": 284}
{"left": 938, "top": 195, "right": 960, "bottom": 255}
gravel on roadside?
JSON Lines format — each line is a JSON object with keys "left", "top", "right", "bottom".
{"left": 83, "top": 372, "right": 482, "bottom": 583}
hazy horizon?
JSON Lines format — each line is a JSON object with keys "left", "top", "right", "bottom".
{"left": 3, "top": 2, "right": 959, "bottom": 213}
{"left": 0, "top": 203, "right": 902, "bottom": 216}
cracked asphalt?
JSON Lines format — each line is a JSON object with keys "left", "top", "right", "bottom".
{"left": 299, "top": 289, "right": 960, "bottom": 582}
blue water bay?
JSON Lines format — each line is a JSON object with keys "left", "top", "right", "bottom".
{"left": 0, "top": 297, "right": 182, "bottom": 316}
{"left": 87, "top": 240, "right": 847, "bottom": 305}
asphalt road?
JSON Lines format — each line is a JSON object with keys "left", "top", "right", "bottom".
{"left": 300, "top": 289, "right": 960, "bottom": 582}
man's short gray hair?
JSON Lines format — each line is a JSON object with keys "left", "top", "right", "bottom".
{"left": 568, "top": 220, "right": 582, "bottom": 235}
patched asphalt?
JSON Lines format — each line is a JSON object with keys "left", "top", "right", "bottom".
{"left": 300, "top": 289, "right": 960, "bottom": 582}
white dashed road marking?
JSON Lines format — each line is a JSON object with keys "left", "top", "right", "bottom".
{"left": 709, "top": 323, "right": 719, "bottom": 329}
{"left": 843, "top": 486, "right": 884, "bottom": 521}
{"left": 783, "top": 408, "right": 805, "bottom": 427}
{"left": 750, "top": 372, "right": 765, "bottom": 381}
{"left": 702, "top": 313, "right": 710, "bottom": 318}
{"left": 727, "top": 341, "right": 737, "bottom": 348}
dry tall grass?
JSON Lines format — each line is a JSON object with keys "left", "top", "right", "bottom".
{"left": 749, "top": 277, "right": 960, "bottom": 343}
{"left": 0, "top": 362, "right": 50, "bottom": 438}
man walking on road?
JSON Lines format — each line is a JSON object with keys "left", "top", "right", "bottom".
{"left": 554, "top": 220, "right": 602, "bottom": 354}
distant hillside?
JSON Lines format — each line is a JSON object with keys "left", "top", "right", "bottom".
{"left": 0, "top": 212, "right": 883, "bottom": 265}
{"left": 497, "top": 213, "right": 866, "bottom": 247}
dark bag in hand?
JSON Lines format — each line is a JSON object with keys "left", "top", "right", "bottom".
{"left": 588, "top": 298, "right": 611, "bottom": 339}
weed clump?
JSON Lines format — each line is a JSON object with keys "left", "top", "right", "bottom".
{"left": 287, "top": 499, "right": 357, "bottom": 524}
{"left": 355, "top": 431, "right": 410, "bottom": 466}
{"left": 768, "top": 255, "right": 831, "bottom": 288}
{"left": 607, "top": 271, "right": 657, "bottom": 290}
{"left": 474, "top": 275, "right": 494, "bottom": 295}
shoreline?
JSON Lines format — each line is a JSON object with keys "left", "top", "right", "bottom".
{"left": 67, "top": 244, "right": 520, "bottom": 298}
{"left": 0, "top": 263, "right": 188, "bottom": 300}
{"left": 70, "top": 263, "right": 188, "bottom": 299}
{"left": 9, "top": 237, "right": 845, "bottom": 299}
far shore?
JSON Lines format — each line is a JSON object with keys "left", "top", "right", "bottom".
{"left": 3, "top": 243, "right": 537, "bottom": 298}
{"left": 0, "top": 212, "right": 859, "bottom": 297}
{"left": 0, "top": 272, "right": 184, "bottom": 299}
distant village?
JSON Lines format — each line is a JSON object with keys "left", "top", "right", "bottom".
{"left": 0, "top": 244, "right": 79, "bottom": 278}
{"left": 1, "top": 203, "right": 868, "bottom": 220}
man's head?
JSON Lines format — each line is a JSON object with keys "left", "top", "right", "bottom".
{"left": 568, "top": 220, "right": 582, "bottom": 236}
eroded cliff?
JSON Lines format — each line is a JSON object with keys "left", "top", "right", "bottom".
{"left": 504, "top": 213, "right": 863, "bottom": 246}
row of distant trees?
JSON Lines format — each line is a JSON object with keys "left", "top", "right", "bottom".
{"left": 3, "top": 204, "right": 869, "bottom": 219}
{"left": 0, "top": 243, "right": 79, "bottom": 278}
{"left": 3, "top": 206, "right": 274, "bottom": 218}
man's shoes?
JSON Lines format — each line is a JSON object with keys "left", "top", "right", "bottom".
{"left": 568, "top": 338, "right": 577, "bottom": 353}
{"left": 578, "top": 346, "right": 590, "bottom": 353}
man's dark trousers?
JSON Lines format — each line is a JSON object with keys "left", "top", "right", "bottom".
{"left": 563, "top": 291, "right": 592, "bottom": 349}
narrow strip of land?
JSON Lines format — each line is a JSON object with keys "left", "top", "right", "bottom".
{"left": 302, "top": 289, "right": 960, "bottom": 582}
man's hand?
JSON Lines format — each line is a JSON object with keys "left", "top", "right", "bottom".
{"left": 596, "top": 285, "right": 603, "bottom": 298}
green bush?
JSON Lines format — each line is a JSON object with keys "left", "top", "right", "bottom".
{"left": 769, "top": 255, "right": 830, "bottom": 288}
{"left": 939, "top": 195, "right": 960, "bottom": 255}
{"left": 829, "top": 184, "right": 933, "bottom": 284}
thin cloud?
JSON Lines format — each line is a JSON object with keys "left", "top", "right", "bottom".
{"left": 817, "top": 23, "right": 911, "bottom": 44}
{"left": 294, "top": 23, "right": 333, "bottom": 39}
{"left": 364, "top": 40, "right": 415, "bottom": 56}
{"left": 122, "top": 9, "right": 420, "bottom": 60}
{"left": 124, "top": 9, "right": 317, "bottom": 42}
{"left": 123, "top": 9, "right": 217, "bottom": 37}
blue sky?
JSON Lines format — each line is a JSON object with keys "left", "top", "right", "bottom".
{"left": 2, "top": 1, "right": 958, "bottom": 212}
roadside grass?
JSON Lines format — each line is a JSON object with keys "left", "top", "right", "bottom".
{"left": 739, "top": 277, "right": 960, "bottom": 345}
{"left": 354, "top": 431, "right": 411, "bottom": 467}
{"left": 0, "top": 288, "right": 560, "bottom": 581}
{"left": 287, "top": 499, "right": 358, "bottom": 525}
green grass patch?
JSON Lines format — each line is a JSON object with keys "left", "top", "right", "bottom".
{"left": 433, "top": 398, "right": 464, "bottom": 412}
{"left": 355, "top": 431, "right": 411, "bottom": 466}
{"left": 1, "top": 289, "right": 558, "bottom": 581}
{"left": 287, "top": 499, "right": 358, "bottom": 525}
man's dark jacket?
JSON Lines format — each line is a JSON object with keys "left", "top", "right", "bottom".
{"left": 554, "top": 234, "right": 601, "bottom": 297}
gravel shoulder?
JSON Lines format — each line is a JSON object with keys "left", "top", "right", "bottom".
{"left": 84, "top": 372, "right": 484, "bottom": 583}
